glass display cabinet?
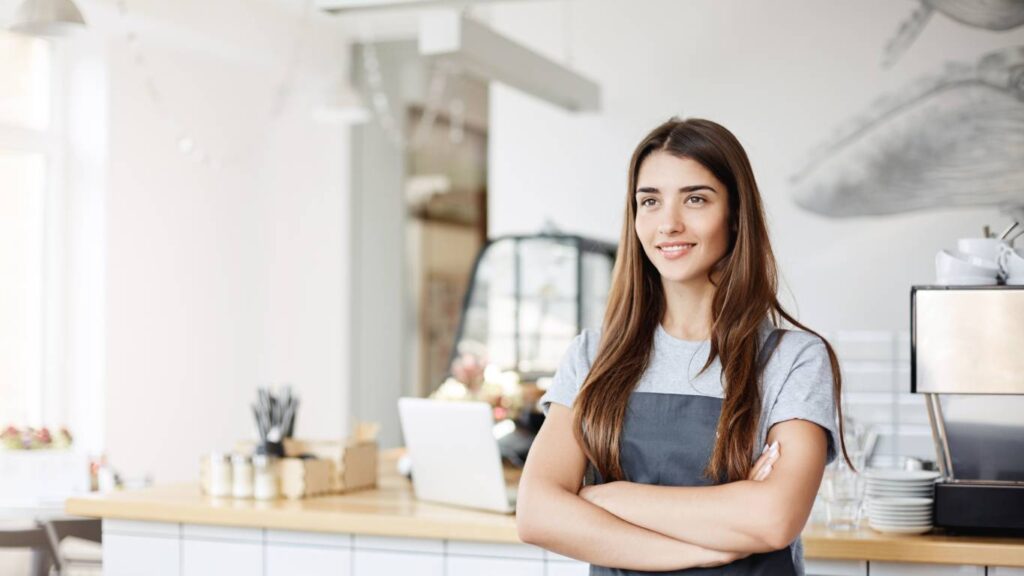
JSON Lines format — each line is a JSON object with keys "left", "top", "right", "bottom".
{"left": 449, "top": 233, "right": 618, "bottom": 382}
{"left": 438, "top": 233, "right": 616, "bottom": 466}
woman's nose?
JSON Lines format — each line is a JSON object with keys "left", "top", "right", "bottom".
{"left": 658, "top": 216, "right": 683, "bottom": 235}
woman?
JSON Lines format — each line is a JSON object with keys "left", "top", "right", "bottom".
{"left": 515, "top": 118, "right": 852, "bottom": 575}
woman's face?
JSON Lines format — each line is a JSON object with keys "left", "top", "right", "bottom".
{"left": 634, "top": 151, "right": 731, "bottom": 287}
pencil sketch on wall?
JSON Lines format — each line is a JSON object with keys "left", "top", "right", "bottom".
{"left": 790, "top": 46, "right": 1024, "bottom": 222}
{"left": 883, "top": 0, "right": 1024, "bottom": 68}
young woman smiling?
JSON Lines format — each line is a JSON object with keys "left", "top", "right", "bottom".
{"left": 515, "top": 118, "right": 851, "bottom": 575}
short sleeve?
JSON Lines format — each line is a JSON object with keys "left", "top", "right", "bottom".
{"left": 766, "top": 337, "right": 841, "bottom": 465}
{"left": 538, "top": 330, "right": 596, "bottom": 416}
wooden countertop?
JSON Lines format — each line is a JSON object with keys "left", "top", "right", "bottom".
{"left": 802, "top": 522, "right": 1024, "bottom": 567}
{"left": 66, "top": 450, "right": 1024, "bottom": 567}
{"left": 66, "top": 450, "right": 518, "bottom": 543}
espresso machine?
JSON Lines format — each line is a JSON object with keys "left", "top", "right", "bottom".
{"left": 911, "top": 285, "right": 1024, "bottom": 534}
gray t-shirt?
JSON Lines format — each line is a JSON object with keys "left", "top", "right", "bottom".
{"left": 537, "top": 318, "right": 840, "bottom": 575}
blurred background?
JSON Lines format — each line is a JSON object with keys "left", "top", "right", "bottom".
{"left": 1, "top": 0, "right": 1022, "bottom": 571}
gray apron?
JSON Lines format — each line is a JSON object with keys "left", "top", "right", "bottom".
{"left": 587, "top": 331, "right": 795, "bottom": 575}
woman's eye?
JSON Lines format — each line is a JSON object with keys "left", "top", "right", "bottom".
{"left": 640, "top": 198, "right": 657, "bottom": 207}
{"left": 687, "top": 196, "right": 706, "bottom": 205}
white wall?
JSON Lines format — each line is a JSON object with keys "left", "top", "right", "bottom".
{"left": 4, "top": 0, "right": 1019, "bottom": 486}
{"left": 82, "top": 0, "right": 353, "bottom": 482}
{"left": 482, "top": 0, "right": 1023, "bottom": 334}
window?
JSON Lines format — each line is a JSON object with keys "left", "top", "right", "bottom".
{"left": 0, "top": 29, "right": 57, "bottom": 427}
{"left": 0, "top": 30, "right": 51, "bottom": 129}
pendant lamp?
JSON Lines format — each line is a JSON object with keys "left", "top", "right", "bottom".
{"left": 8, "top": 0, "right": 87, "bottom": 37}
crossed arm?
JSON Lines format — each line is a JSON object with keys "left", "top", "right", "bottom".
{"left": 515, "top": 403, "right": 828, "bottom": 569}
{"left": 578, "top": 417, "right": 828, "bottom": 553}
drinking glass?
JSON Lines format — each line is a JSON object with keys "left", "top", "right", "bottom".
{"left": 822, "top": 458, "right": 865, "bottom": 531}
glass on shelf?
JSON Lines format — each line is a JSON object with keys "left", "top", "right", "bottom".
{"left": 822, "top": 454, "right": 866, "bottom": 531}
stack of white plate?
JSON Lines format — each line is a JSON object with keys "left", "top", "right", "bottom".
{"left": 864, "top": 469, "right": 941, "bottom": 534}
{"left": 864, "top": 469, "right": 940, "bottom": 499}
{"left": 867, "top": 497, "right": 934, "bottom": 534}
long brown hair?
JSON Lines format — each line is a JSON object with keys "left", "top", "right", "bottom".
{"left": 572, "top": 117, "right": 852, "bottom": 483}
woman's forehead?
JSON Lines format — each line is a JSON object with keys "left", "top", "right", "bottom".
{"left": 637, "top": 152, "right": 721, "bottom": 190}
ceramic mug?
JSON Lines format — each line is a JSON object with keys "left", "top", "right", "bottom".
{"left": 935, "top": 249, "right": 1000, "bottom": 285}
{"left": 958, "top": 238, "right": 1008, "bottom": 267}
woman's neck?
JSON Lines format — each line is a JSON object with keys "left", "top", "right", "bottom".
{"left": 660, "top": 277, "right": 716, "bottom": 341}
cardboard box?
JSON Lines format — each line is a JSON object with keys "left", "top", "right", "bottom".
{"left": 281, "top": 422, "right": 379, "bottom": 493}
{"left": 214, "top": 422, "right": 380, "bottom": 499}
{"left": 279, "top": 457, "right": 334, "bottom": 500}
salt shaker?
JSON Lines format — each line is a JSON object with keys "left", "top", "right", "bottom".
{"left": 209, "top": 453, "right": 232, "bottom": 498}
{"left": 253, "top": 455, "right": 278, "bottom": 501}
{"left": 232, "top": 454, "right": 254, "bottom": 499}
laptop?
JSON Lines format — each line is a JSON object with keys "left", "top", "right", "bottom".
{"left": 397, "top": 397, "right": 517, "bottom": 514}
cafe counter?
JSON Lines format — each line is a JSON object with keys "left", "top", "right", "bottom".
{"left": 65, "top": 450, "right": 1024, "bottom": 576}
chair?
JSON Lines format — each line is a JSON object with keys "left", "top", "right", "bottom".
{"left": 0, "top": 522, "right": 55, "bottom": 576}
{"left": 41, "top": 518, "right": 102, "bottom": 576}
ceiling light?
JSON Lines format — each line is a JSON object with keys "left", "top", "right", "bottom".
{"left": 7, "top": 0, "right": 87, "bottom": 37}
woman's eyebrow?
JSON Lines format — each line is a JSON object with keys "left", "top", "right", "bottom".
{"left": 634, "top": 185, "right": 718, "bottom": 195}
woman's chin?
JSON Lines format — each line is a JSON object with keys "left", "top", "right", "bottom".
{"left": 658, "top": 270, "right": 711, "bottom": 286}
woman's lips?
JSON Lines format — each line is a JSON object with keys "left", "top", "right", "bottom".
{"left": 657, "top": 243, "right": 695, "bottom": 260}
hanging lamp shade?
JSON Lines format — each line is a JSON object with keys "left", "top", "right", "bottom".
{"left": 8, "top": 0, "right": 87, "bottom": 37}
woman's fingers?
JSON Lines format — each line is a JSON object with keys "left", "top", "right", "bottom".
{"left": 752, "top": 453, "right": 777, "bottom": 482}
{"left": 754, "top": 463, "right": 774, "bottom": 482}
{"left": 750, "top": 441, "right": 780, "bottom": 481}
{"left": 747, "top": 446, "right": 771, "bottom": 481}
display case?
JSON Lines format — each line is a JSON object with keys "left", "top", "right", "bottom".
{"left": 448, "top": 233, "right": 617, "bottom": 382}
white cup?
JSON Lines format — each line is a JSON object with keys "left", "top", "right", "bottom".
{"left": 1003, "top": 246, "right": 1024, "bottom": 285}
{"left": 935, "top": 249, "right": 1000, "bottom": 285}
{"left": 957, "top": 238, "right": 1007, "bottom": 268}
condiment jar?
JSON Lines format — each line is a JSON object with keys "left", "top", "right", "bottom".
{"left": 253, "top": 455, "right": 278, "bottom": 501}
{"left": 231, "top": 454, "right": 254, "bottom": 499}
{"left": 209, "top": 453, "right": 232, "bottom": 498}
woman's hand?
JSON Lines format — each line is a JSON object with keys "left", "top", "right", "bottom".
{"left": 701, "top": 548, "right": 752, "bottom": 567}
{"left": 578, "top": 482, "right": 616, "bottom": 508}
{"left": 748, "top": 440, "right": 780, "bottom": 482}
{"left": 700, "top": 445, "right": 782, "bottom": 568}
